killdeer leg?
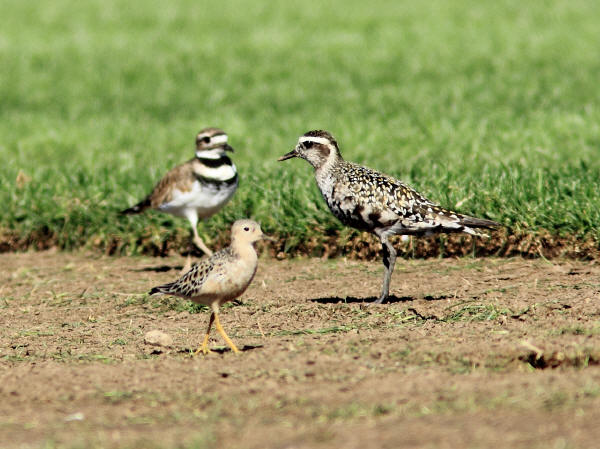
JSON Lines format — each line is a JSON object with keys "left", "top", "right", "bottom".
{"left": 181, "top": 253, "right": 192, "bottom": 274}
{"left": 192, "top": 225, "right": 213, "bottom": 256}
{"left": 181, "top": 235, "right": 194, "bottom": 274}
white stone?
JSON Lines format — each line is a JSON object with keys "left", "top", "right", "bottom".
{"left": 144, "top": 330, "right": 173, "bottom": 347}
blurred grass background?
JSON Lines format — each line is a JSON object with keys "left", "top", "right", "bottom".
{"left": 3, "top": 0, "right": 600, "bottom": 255}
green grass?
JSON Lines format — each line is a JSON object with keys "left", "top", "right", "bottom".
{"left": 3, "top": 0, "right": 600, "bottom": 254}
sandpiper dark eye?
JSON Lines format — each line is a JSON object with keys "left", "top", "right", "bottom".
{"left": 243, "top": 226, "right": 250, "bottom": 231}
{"left": 304, "top": 141, "right": 313, "bottom": 149}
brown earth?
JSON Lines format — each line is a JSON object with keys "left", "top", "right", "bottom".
{"left": 1, "top": 252, "right": 600, "bottom": 449}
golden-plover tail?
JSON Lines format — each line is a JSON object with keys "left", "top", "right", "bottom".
{"left": 122, "top": 127, "right": 238, "bottom": 269}
{"left": 279, "top": 130, "right": 499, "bottom": 304}
{"left": 149, "top": 219, "right": 268, "bottom": 354}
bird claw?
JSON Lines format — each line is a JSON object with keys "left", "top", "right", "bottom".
{"left": 193, "top": 346, "right": 212, "bottom": 356}
{"left": 371, "top": 296, "right": 386, "bottom": 305}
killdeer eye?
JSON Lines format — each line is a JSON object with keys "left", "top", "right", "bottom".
{"left": 202, "top": 136, "right": 211, "bottom": 144}
{"left": 243, "top": 226, "right": 250, "bottom": 232}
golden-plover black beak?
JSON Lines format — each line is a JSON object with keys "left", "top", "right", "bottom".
{"left": 278, "top": 150, "right": 298, "bottom": 161}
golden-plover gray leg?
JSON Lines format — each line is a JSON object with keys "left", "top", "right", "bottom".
{"left": 374, "top": 233, "right": 397, "bottom": 304}
{"left": 194, "top": 312, "right": 216, "bottom": 356}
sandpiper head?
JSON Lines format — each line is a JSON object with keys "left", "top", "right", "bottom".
{"left": 231, "top": 219, "right": 268, "bottom": 244}
{"left": 278, "top": 130, "right": 340, "bottom": 169}
{"left": 195, "top": 127, "right": 234, "bottom": 159}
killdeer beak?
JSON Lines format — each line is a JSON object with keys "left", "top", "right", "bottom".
{"left": 278, "top": 150, "right": 297, "bottom": 161}
{"left": 223, "top": 144, "right": 234, "bottom": 153}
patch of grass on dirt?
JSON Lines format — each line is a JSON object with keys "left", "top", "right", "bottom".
{"left": 118, "top": 294, "right": 208, "bottom": 314}
{"left": 552, "top": 325, "right": 600, "bottom": 336}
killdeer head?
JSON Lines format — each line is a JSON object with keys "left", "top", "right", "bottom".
{"left": 278, "top": 130, "right": 341, "bottom": 170}
{"left": 195, "top": 127, "right": 234, "bottom": 159}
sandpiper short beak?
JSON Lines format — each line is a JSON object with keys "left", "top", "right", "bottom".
{"left": 278, "top": 149, "right": 297, "bottom": 161}
{"left": 261, "top": 233, "right": 277, "bottom": 242}
{"left": 223, "top": 144, "right": 234, "bottom": 152}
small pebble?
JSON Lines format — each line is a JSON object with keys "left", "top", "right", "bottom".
{"left": 65, "top": 412, "right": 85, "bottom": 422}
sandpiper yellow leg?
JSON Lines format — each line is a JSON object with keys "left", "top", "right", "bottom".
{"left": 214, "top": 312, "right": 240, "bottom": 354}
{"left": 194, "top": 312, "right": 215, "bottom": 356}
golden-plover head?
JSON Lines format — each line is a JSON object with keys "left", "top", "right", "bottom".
{"left": 278, "top": 130, "right": 341, "bottom": 169}
{"left": 231, "top": 219, "right": 267, "bottom": 245}
{"left": 195, "top": 127, "right": 234, "bottom": 159}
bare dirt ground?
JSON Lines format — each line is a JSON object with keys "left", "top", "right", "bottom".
{"left": 1, "top": 252, "right": 600, "bottom": 449}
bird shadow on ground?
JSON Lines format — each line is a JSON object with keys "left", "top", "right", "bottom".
{"left": 422, "top": 294, "right": 451, "bottom": 301}
{"left": 310, "top": 295, "right": 415, "bottom": 305}
{"left": 176, "top": 345, "right": 263, "bottom": 355}
{"left": 133, "top": 265, "right": 183, "bottom": 273}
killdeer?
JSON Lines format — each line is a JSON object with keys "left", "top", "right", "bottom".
{"left": 149, "top": 219, "right": 268, "bottom": 354}
{"left": 278, "top": 130, "right": 499, "bottom": 304}
{"left": 121, "top": 127, "right": 238, "bottom": 268}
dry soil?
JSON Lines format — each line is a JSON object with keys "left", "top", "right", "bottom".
{"left": 1, "top": 252, "right": 600, "bottom": 449}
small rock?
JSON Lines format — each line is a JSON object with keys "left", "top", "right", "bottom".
{"left": 144, "top": 330, "right": 173, "bottom": 347}
{"left": 65, "top": 412, "right": 85, "bottom": 422}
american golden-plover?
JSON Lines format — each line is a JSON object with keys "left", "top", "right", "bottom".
{"left": 122, "top": 127, "right": 238, "bottom": 269}
{"left": 149, "top": 219, "right": 268, "bottom": 354}
{"left": 279, "top": 130, "right": 499, "bottom": 304}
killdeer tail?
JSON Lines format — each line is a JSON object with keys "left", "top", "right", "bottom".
{"left": 120, "top": 197, "right": 151, "bottom": 215}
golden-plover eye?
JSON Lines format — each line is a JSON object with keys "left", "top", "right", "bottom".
{"left": 243, "top": 226, "right": 250, "bottom": 232}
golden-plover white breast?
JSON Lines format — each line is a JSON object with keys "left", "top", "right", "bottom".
{"left": 149, "top": 219, "right": 268, "bottom": 354}
{"left": 279, "top": 130, "right": 499, "bottom": 304}
{"left": 122, "top": 127, "right": 238, "bottom": 268}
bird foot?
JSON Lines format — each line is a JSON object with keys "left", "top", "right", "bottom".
{"left": 371, "top": 295, "right": 386, "bottom": 305}
{"left": 193, "top": 345, "right": 213, "bottom": 356}
{"left": 193, "top": 236, "right": 213, "bottom": 256}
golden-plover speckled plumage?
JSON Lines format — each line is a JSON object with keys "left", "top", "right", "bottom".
{"left": 149, "top": 219, "right": 268, "bottom": 354}
{"left": 279, "top": 130, "right": 499, "bottom": 304}
{"left": 122, "top": 127, "right": 238, "bottom": 268}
